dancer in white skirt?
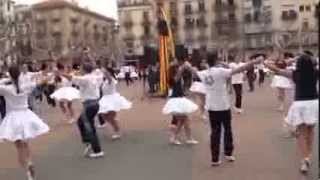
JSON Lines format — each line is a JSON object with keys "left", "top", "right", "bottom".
{"left": 98, "top": 67, "right": 132, "bottom": 140}
{"left": 189, "top": 64, "right": 208, "bottom": 119}
{"left": 0, "top": 65, "right": 49, "bottom": 180}
{"left": 265, "top": 54, "right": 318, "bottom": 174}
{"left": 270, "top": 54, "right": 293, "bottom": 111}
{"left": 50, "top": 63, "right": 80, "bottom": 124}
{"left": 163, "top": 61, "right": 199, "bottom": 145}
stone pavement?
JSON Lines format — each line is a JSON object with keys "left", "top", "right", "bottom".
{"left": 0, "top": 80, "right": 318, "bottom": 180}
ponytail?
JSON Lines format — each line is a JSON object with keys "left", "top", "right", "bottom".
{"left": 8, "top": 65, "right": 21, "bottom": 94}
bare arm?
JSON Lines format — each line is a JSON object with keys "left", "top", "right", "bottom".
{"left": 264, "top": 61, "right": 293, "bottom": 79}
{"left": 231, "top": 57, "right": 262, "bottom": 76}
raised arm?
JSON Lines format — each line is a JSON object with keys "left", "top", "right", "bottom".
{"left": 231, "top": 56, "right": 263, "bottom": 76}
{"left": 263, "top": 61, "right": 293, "bottom": 79}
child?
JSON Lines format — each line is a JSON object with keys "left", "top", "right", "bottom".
{"left": 265, "top": 54, "right": 318, "bottom": 174}
{"left": 0, "top": 65, "right": 49, "bottom": 180}
{"left": 163, "top": 60, "right": 199, "bottom": 145}
{"left": 97, "top": 66, "right": 132, "bottom": 140}
{"left": 50, "top": 63, "right": 80, "bottom": 124}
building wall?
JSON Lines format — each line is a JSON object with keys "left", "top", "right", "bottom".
{"left": 32, "top": 1, "right": 115, "bottom": 59}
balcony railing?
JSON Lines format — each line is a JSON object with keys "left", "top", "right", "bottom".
{"left": 213, "top": 1, "right": 237, "bottom": 11}
{"left": 118, "top": 0, "right": 150, "bottom": 8}
{"left": 123, "top": 21, "right": 133, "bottom": 28}
{"left": 282, "top": 10, "right": 298, "bottom": 21}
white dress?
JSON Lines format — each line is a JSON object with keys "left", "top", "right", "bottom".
{"left": 0, "top": 79, "right": 49, "bottom": 142}
{"left": 189, "top": 81, "right": 206, "bottom": 94}
{"left": 50, "top": 77, "right": 81, "bottom": 101}
{"left": 98, "top": 78, "right": 132, "bottom": 114}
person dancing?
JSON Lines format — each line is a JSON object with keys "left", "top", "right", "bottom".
{"left": 163, "top": 60, "right": 199, "bottom": 145}
{"left": 0, "top": 65, "right": 49, "bottom": 180}
{"left": 270, "top": 53, "right": 293, "bottom": 112}
{"left": 63, "top": 63, "right": 105, "bottom": 158}
{"left": 50, "top": 63, "right": 81, "bottom": 124}
{"left": 193, "top": 53, "right": 264, "bottom": 166}
{"left": 97, "top": 65, "right": 132, "bottom": 140}
{"left": 265, "top": 54, "right": 318, "bottom": 174}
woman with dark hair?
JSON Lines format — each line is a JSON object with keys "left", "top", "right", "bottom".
{"left": 163, "top": 60, "right": 199, "bottom": 145}
{"left": 50, "top": 63, "right": 81, "bottom": 124}
{"left": 270, "top": 53, "right": 293, "bottom": 111}
{"left": 97, "top": 65, "right": 132, "bottom": 140}
{"left": 0, "top": 65, "right": 49, "bottom": 180}
{"left": 265, "top": 54, "right": 318, "bottom": 174}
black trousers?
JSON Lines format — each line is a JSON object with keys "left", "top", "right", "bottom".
{"left": 125, "top": 72, "right": 132, "bottom": 86}
{"left": 208, "top": 110, "right": 234, "bottom": 162}
{"left": 258, "top": 70, "right": 265, "bottom": 86}
{"left": 232, "top": 84, "right": 243, "bottom": 109}
{"left": 247, "top": 74, "right": 255, "bottom": 92}
{"left": 0, "top": 96, "right": 5, "bottom": 119}
{"left": 43, "top": 84, "right": 56, "bottom": 107}
{"left": 77, "top": 100, "right": 102, "bottom": 153}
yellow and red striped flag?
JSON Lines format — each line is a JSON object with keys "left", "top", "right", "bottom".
{"left": 158, "top": 7, "right": 175, "bottom": 96}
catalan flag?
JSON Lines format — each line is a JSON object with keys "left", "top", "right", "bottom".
{"left": 158, "top": 7, "right": 175, "bottom": 96}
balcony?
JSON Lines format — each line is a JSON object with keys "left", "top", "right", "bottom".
{"left": 117, "top": 0, "right": 150, "bottom": 8}
{"left": 197, "top": 18, "right": 208, "bottom": 28}
{"left": 70, "top": 17, "right": 79, "bottom": 24}
{"left": 282, "top": 10, "right": 298, "bottom": 21}
{"left": 123, "top": 20, "right": 133, "bottom": 29}
{"left": 213, "top": 1, "right": 237, "bottom": 11}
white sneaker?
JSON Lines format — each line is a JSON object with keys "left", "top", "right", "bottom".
{"left": 83, "top": 144, "right": 91, "bottom": 156}
{"left": 211, "top": 161, "right": 222, "bottom": 167}
{"left": 300, "top": 160, "right": 310, "bottom": 174}
{"left": 88, "top": 151, "right": 105, "bottom": 158}
{"left": 186, "top": 139, "right": 199, "bottom": 145}
{"left": 26, "top": 164, "right": 35, "bottom": 180}
{"left": 170, "top": 138, "right": 182, "bottom": 145}
{"left": 97, "top": 123, "right": 107, "bottom": 129}
{"left": 111, "top": 134, "right": 121, "bottom": 140}
{"left": 68, "top": 119, "right": 76, "bottom": 124}
{"left": 225, "top": 155, "right": 236, "bottom": 162}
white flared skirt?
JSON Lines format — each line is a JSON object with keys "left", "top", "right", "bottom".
{"left": 271, "top": 75, "right": 292, "bottom": 89}
{"left": 285, "top": 100, "right": 319, "bottom": 127}
{"left": 98, "top": 93, "right": 132, "bottom": 114}
{"left": 0, "top": 109, "right": 49, "bottom": 142}
{"left": 162, "top": 97, "right": 198, "bottom": 115}
{"left": 50, "top": 87, "right": 81, "bottom": 101}
{"left": 190, "top": 82, "right": 206, "bottom": 94}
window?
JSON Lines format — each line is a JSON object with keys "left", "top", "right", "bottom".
{"left": 229, "top": 13, "right": 236, "bottom": 21}
{"left": 144, "top": 26, "right": 150, "bottom": 35}
{"left": 228, "top": 0, "right": 234, "bottom": 6}
{"left": 306, "top": 5, "right": 311, "bottom": 11}
{"left": 185, "top": 3, "right": 192, "bottom": 14}
{"left": 302, "top": 21, "right": 309, "bottom": 30}
{"left": 299, "top": 5, "right": 304, "bottom": 12}
{"left": 199, "top": 1, "right": 205, "bottom": 12}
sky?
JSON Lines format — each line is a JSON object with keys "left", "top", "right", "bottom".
{"left": 13, "top": 0, "right": 118, "bottom": 20}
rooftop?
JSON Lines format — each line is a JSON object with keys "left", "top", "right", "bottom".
{"left": 33, "top": 0, "right": 115, "bottom": 23}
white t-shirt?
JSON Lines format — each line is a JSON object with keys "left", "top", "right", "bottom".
{"left": 229, "top": 62, "right": 245, "bottom": 85}
{"left": 72, "top": 73, "right": 103, "bottom": 101}
{"left": 198, "top": 67, "right": 232, "bottom": 111}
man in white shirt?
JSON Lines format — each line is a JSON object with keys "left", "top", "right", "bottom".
{"left": 68, "top": 63, "right": 105, "bottom": 158}
{"left": 196, "top": 53, "right": 264, "bottom": 166}
{"left": 229, "top": 58, "right": 245, "bottom": 113}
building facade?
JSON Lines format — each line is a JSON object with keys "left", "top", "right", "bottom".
{"left": 244, "top": 0, "right": 319, "bottom": 53}
{"left": 117, "top": 0, "right": 243, "bottom": 61}
{"left": 32, "top": 0, "right": 115, "bottom": 60}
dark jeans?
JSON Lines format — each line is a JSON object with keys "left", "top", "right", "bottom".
{"left": 0, "top": 96, "right": 5, "bottom": 119}
{"left": 247, "top": 74, "right": 255, "bottom": 92}
{"left": 232, "top": 84, "right": 243, "bottom": 109}
{"left": 43, "top": 84, "right": 56, "bottom": 107}
{"left": 258, "top": 70, "right": 265, "bottom": 86}
{"left": 208, "top": 110, "right": 234, "bottom": 162}
{"left": 77, "top": 100, "right": 102, "bottom": 153}
{"left": 125, "top": 72, "right": 132, "bottom": 86}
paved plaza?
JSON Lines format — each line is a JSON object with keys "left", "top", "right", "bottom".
{"left": 0, "top": 80, "right": 318, "bottom": 180}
